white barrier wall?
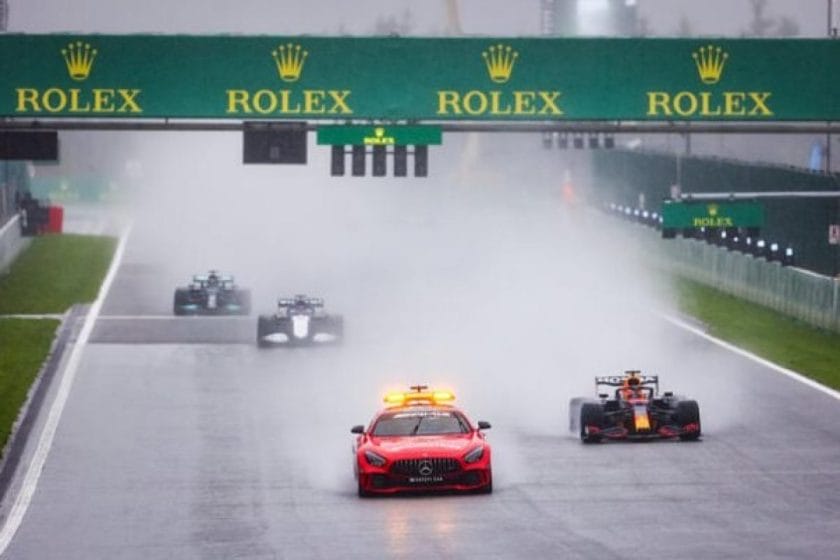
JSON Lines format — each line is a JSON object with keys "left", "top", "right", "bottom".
{"left": 0, "top": 215, "right": 31, "bottom": 274}
{"left": 659, "top": 235, "right": 840, "bottom": 333}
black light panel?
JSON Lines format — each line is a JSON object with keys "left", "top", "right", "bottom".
{"left": 243, "top": 125, "right": 307, "bottom": 164}
{"left": 0, "top": 131, "right": 58, "bottom": 161}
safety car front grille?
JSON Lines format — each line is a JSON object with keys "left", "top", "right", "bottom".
{"left": 391, "top": 457, "right": 461, "bottom": 476}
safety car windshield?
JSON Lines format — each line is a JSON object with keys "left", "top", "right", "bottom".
{"left": 372, "top": 410, "right": 470, "bottom": 436}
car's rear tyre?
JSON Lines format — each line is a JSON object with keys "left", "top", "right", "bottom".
{"left": 173, "top": 288, "right": 190, "bottom": 316}
{"left": 257, "top": 315, "right": 274, "bottom": 348}
{"left": 332, "top": 315, "right": 344, "bottom": 338}
{"left": 580, "top": 403, "right": 605, "bottom": 443}
{"left": 237, "top": 289, "right": 252, "bottom": 315}
{"left": 675, "top": 400, "right": 701, "bottom": 441}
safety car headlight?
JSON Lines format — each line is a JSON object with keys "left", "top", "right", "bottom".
{"left": 463, "top": 446, "right": 485, "bottom": 464}
{"left": 364, "top": 450, "right": 387, "bottom": 467}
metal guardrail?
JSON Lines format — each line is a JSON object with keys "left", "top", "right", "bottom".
{"left": 660, "top": 235, "right": 840, "bottom": 333}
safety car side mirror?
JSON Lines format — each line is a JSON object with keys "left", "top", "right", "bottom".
{"left": 350, "top": 425, "right": 365, "bottom": 434}
{"left": 477, "top": 421, "right": 491, "bottom": 430}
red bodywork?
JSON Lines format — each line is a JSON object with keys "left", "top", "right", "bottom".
{"left": 353, "top": 404, "right": 492, "bottom": 496}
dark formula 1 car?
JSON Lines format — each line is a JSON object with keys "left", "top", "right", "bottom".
{"left": 569, "top": 371, "right": 701, "bottom": 443}
{"left": 351, "top": 385, "right": 493, "bottom": 497}
{"left": 256, "top": 295, "right": 343, "bottom": 347}
{"left": 173, "top": 270, "right": 251, "bottom": 316}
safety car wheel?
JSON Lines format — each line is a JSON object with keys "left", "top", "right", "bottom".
{"left": 357, "top": 481, "right": 373, "bottom": 498}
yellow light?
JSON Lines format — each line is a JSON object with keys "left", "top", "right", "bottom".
{"left": 383, "top": 392, "right": 406, "bottom": 406}
{"left": 382, "top": 388, "right": 456, "bottom": 407}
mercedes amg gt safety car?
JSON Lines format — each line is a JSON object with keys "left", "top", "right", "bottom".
{"left": 351, "top": 385, "right": 493, "bottom": 497}
{"left": 569, "top": 371, "right": 701, "bottom": 443}
{"left": 256, "top": 294, "right": 343, "bottom": 347}
{"left": 173, "top": 270, "right": 251, "bottom": 316}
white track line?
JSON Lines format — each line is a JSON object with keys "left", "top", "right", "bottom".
{"left": 0, "top": 314, "right": 66, "bottom": 321}
{"left": 96, "top": 315, "right": 250, "bottom": 320}
{"left": 0, "top": 215, "right": 19, "bottom": 239}
{"left": 0, "top": 225, "right": 131, "bottom": 555}
{"left": 662, "top": 313, "right": 840, "bottom": 402}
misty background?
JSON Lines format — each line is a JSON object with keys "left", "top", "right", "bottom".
{"left": 1, "top": 0, "right": 832, "bottom": 486}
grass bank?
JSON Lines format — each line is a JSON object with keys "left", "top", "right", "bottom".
{"left": 0, "top": 234, "right": 116, "bottom": 314}
{"left": 0, "top": 234, "right": 116, "bottom": 460}
{"left": 0, "top": 319, "right": 60, "bottom": 455}
{"left": 673, "top": 277, "right": 840, "bottom": 391}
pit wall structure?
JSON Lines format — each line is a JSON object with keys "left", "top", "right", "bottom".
{"left": 593, "top": 150, "right": 840, "bottom": 333}
{"left": 0, "top": 162, "right": 31, "bottom": 273}
{"left": 592, "top": 149, "right": 840, "bottom": 276}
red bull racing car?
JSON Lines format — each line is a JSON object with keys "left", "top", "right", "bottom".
{"left": 351, "top": 386, "right": 493, "bottom": 497}
{"left": 569, "top": 371, "right": 701, "bottom": 443}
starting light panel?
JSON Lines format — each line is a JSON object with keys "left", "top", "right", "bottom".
{"left": 0, "top": 130, "right": 58, "bottom": 161}
{"left": 414, "top": 145, "right": 428, "bottom": 177}
{"left": 372, "top": 145, "right": 386, "bottom": 176}
{"left": 243, "top": 123, "right": 307, "bottom": 164}
{"left": 351, "top": 145, "right": 365, "bottom": 176}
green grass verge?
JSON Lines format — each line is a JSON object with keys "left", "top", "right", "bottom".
{"left": 0, "top": 319, "right": 60, "bottom": 455}
{"left": 0, "top": 234, "right": 117, "bottom": 314}
{"left": 674, "top": 277, "right": 840, "bottom": 391}
{"left": 0, "top": 233, "right": 116, "bottom": 460}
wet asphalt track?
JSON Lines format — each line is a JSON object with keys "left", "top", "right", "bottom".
{"left": 2, "top": 238, "right": 839, "bottom": 559}
{"left": 2, "top": 153, "right": 840, "bottom": 559}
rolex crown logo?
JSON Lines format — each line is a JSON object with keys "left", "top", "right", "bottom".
{"left": 482, "top": 44, "right": 518, "bottom": 84}
{"left": 708, "top": 204, "right": 719, "bottom": 217}
{"left": 61, "top": 41, "right": 97, "bottom": 81}
{"left": 374, "top": 127, "right": 385, "bottom": 138}
{"left": 272, "top": 43, "right": 308, "bottom": 82}
{"left": 692, "top": 44, "right": 728, "bottom": 85}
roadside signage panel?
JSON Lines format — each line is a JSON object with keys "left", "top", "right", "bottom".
{"left": 661, "top": 200, "right": 765, "bottom": 229}
{"left": 1, "top": 35, "right": 838, "bottom": 121}
{"left": 317, "top": 125, "right": 442, "bottom": 145}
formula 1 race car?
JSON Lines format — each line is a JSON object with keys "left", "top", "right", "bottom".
{"left": 569, "top": 371, "right": 701, "bottom": 443}
{"left": 256, "top": 295, "right": 343, "bottom": 347}
{"left": 173, "top": 270, "right": 251, "bottom": 316}
{"left": 351, "top": 385, "right": 493, "bottom": 497}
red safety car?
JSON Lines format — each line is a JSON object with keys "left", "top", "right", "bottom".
{"left": 351, "top": 385, "right": 493, "bottom": 497}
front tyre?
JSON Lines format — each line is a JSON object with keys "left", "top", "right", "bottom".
{"left": 675, "top": 400, "right": 701, "bottom": 441}
{"left": 357, "top": 480, "right": 373, "bottom": 498}
{"left": 478, "top": 474, "right": 493, "bottom": 495}
{"left": 580, "top": 403, "right": 605, "bottom": 443}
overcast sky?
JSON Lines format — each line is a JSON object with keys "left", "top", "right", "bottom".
{"left": 6, "top": 0, "right": 834, "bottom": 37}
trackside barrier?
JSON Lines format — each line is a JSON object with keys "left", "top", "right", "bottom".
{"left": 0, "top": 215, "right": 31, "bottom": 274}
{"left": 656, "top": 234, "right": 840, "bottom": 333}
